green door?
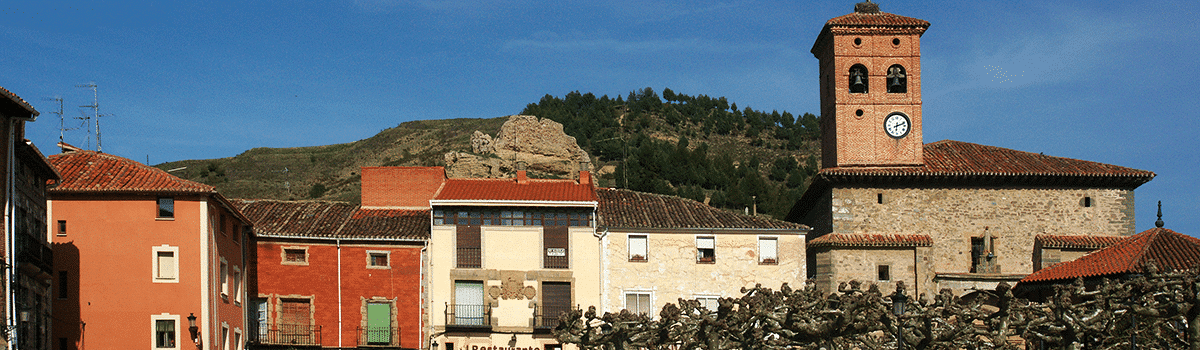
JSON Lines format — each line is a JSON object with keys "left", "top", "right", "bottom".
{"left": 367, "top": 302, "right": 391, "bottom": 345}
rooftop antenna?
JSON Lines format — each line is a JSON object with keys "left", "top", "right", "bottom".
{"left": 75, "top": 82, "right": 105, "bottom": 152}
{"left": 43, "top": 96, "right": 68, "bottom": 152}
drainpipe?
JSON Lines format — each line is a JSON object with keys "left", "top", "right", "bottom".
{"left": 337, "top": 238, "right": 343, "bottom": 348}
{"left": 5, "top": 119, "right": 16, "bottom": 350}
{"left": 594, "top": 225, "right": 607, "bottom": 314}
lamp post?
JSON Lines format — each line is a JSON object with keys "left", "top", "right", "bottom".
{"left": 187, "top": 313, "right": 201, "bottom": 349}
{"left": 891, "top": 290, "right": 908, "bottom": 349}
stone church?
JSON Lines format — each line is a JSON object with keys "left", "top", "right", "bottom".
{"left": 786, "top": 2, "right": 1156, "bottom": 298}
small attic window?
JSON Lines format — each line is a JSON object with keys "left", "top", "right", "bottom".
{"left": 877, "top": 193, "right": 884, "bottom": 204}
{"left": 854, "top": 37, "right": 862, "bottom": 46}
{"left": 892, "top": 38, "right": 901, "bottom": 46}
{"left": 1082, "top": 197, "right": 1093, "bottom": 207}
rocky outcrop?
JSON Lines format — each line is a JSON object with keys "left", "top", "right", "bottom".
{"left": 444, "top": 115, "right": 592, "bottom": 179}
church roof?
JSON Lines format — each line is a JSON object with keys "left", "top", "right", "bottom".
{"left": 48, "top": 149, "right": 217, "bottom": 194}
{"left": 1021, "top": 228, "right": 1200, "bottom": 283}
{"left": 812, "top": 2, "right": 931, "bottom": 55}
{"left": 819, "top": 140, "right": 1155, "bottom": 186}
{"left": 597, "top": 188, "right": 807, "bottom": 231}
{"left": 808, "top": 233, "right": 932, "bottom": 248}
{"left": 232, "top": 199, "right": 429, "bottom": 241}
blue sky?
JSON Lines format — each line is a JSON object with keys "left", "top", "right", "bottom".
{"left": 3, "top": 1, "right": 1198, "bottom": 235}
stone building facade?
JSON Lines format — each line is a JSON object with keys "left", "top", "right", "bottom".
{"left": 788, "top": 3, "right": 1156, "bottom": 298}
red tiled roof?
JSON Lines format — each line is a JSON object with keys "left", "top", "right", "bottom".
{"left": 434, "top": 178, "right": 597, "bottom": 203}
{"left": 820, "top": 140, "right": 1156, "bottom": 187}
{"left": 596, "top": 188, "right": 807, "bottom": 231}
{"left": 232, "top": 199, "right": 429, "bottom": 240}
{"left": 824, "top": 9, "right": 930, "bottom": 28}
{"left": 809, "top": 233, "right": 932, "bottom": 248}
{"left": 1036, "top": 234, "right": 1126, "bottom": 250}
{"left": 1021, "top": 228, "right": 1200, "bottom": 283}
{"left": 48, "top": 150, "right": 216, "bottom": 194}
{"left": 0, "top": 86, "right": 37, "bottom": 117}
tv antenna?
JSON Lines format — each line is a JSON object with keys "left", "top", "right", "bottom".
{"left": 75, "top": 82, "right": 108, "bottom": 152}
{"left": 42, "top": 96, "right": 70, "bottom": 152}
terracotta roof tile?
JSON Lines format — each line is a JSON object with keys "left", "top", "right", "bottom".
{"left": 596, "top": 188, "right": 807, "bottom": 230}
{"left": 0, "top": 86, "right": 37, "bottom": 117}
{"left": 1036, "top": 234, "right": 1126, "bottom": 250}
{"left": 809, "top": 233, "right": 932, "bottom": 248}
{"left": 232, "top": 199, "right": 428, "bottom": 240}
{"left": 1021, "top": 228, "right": 1200, "bottom": 283}
{"left": 825, "top": 10, "right": 930, "bottom": 28}
{"left": 434, "top": 178, "right": 597, "bottom": 203}
{"left": 821, "top": 140, "right": 1155, "bottom": 186}
{"left": 48, "top": 150, "right": 216, "bottom": 194}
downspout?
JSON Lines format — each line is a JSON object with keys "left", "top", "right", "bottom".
{"left": 420, "top": 241, "right": 427, "bottom": 350}
{"left": 337, "top": 238, "right": 343, "bottom": 348}
{"left": 5, "top": 119, "right": 16, "bottom": 350}
{"left": 594, "top": 224, "right": 607, "bottom": 314}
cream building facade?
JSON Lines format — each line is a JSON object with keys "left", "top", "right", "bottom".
{"left": 596, "top": 189, "right": 808, "bottom": 315}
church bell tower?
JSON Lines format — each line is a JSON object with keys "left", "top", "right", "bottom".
{"left": 812, "top": 1, "right": 930, "bottom": 168}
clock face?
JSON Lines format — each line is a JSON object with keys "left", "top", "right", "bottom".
{"left": 884, "top": 113, "right": 910, "bottom": 138}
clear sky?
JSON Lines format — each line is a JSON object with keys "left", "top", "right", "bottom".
{"left": 3, "top": 1, "right": 1198, "bottom": 235}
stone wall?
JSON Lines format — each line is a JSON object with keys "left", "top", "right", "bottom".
{"left": 812, "top": 247, "right": 917, "bottom": 294}
{"left": 829, "top": 186, "right": 1136, "bottom": 277}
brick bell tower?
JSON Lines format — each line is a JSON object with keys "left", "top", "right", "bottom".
{"left": 812, "top": 1, "right": 930, "bottom": 168}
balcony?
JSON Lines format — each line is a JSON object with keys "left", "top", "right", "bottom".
{"left": 357, "top": 326, "right": 401, "bottom": 347}
{"left": 534, "top": 305, "right": 572, "bottom": 330}
{"left": 253, "top": 324, "right": 322, "bottom": 346}
{"left": 445, "top": 303, "right": 491, "bottom": 330}
{"left": 15, "top": 233, "right": 52, "bottom": 273}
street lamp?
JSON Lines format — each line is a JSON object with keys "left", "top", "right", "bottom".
{"left": 187, "top": 313, "right": 201, "bottom": 349}
{"left": 891, "top": 290, "right": 908, "bottom": 349}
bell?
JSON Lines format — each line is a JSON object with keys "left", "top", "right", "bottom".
{"left": 890, "top": 76, "right": 902, "bottom": 88}
{"left": 852, "top": 75, "right": 865, "bottom": 89}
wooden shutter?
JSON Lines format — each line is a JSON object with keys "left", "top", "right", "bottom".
{"left": 541, "top": 282, "right": 571, "bottom": 327}
{"left": 544, "top": 226, "right": 569, "bottom": 269}
{"left": 457, "top": 225, "right": 481, "bottom": 268}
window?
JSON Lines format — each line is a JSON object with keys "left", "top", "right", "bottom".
{"left": 151, "top": 314, "right": 180, "bottom": 349}
{"left": 453, "top": 281, "right": 485, "bottom": 325}
{"left": 220, "top": 214, "right": 228, "bottom": 236}
{"left": 220, "top": 259, "right": 229, "bottom": 298}
{"left": 849, "top": 64, "right": 868, "bottom": 93}
{"left": 233, "top": 329, "right": 242, "bottom": 350}
{"left": 971, "top": 237, "right": 997, "bottom": 273}
{"left": 1082, "top": 196, "right": 1093, "bottom": 207}
{"left": 282, "top": 247, "right": 308, "bottom": 265}
{"left": 232, "top": 267, "right": 242, "bottom": 303}
{"left": 878, "top": 265, "right": 891, "bottom": 282}
{"left": 758, "top": 237, "right": 778, "bottom": 265}
{"left": 153, "top": 245, "right": 179, "bottom": 283}
{"left": 695, "top": 295, "right": 719, "bottom": 311}
{"left": 544, "top": 226, "right": 569, "bottom": 269}
{"left": 280, "top": 298, "right": 312, "bottom": 326}
{"left": 540, "top": 282, "right": 571, "bottom": 328}
{"left": 157, "top": 197, "right": 174, "bottom": 219}
{"left": 57, "top": 220, "right": 66, "bottom": 236}
{"left": 58, "top": 271, "right": 68, "bottom": 299}
{"left": 368, "top": 251, "right": 390, "bottom": 269}
{"left": 624, "top": 291, "right": 652, "bottom": 314}
{"left": 696, "top": 237, "right": 715, "bottom": 263}
{"left": 222, "top": 324, "right": 229, "bottom": 350}
{"left": 456, "top": 225, "right": 481, "bottom": 268}
{"left": 628, "top": 235, "right": 647, "bottom": 262}
{"left": 886, "top": 64, "right": 907, "bottom": 93}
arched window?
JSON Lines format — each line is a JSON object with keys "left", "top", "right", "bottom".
{"left": 849, "top": 65, "right": 868, "bottom": 94}
{"left": 887, "top": 65, "right": 907, "bottom": 93}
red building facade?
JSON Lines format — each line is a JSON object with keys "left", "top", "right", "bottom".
{"left": 236, "top": 199, "right": 427, "bottom": 349}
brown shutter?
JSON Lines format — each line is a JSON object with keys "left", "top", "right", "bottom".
{"left": 540, "top": 282, "right": 571, "bottom": 327}
{"left": 543, "top": 226, "right": 568, "bottom": 269}
{"left": 457, "top": 225, "right": 481, "bottom": 268}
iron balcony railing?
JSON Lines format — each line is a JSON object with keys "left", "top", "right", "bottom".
{"left": 534, "top": 305, "right": 572, "bottom": 329}
{"left": 253, "top": 324, "right": 322, "bottom": 346}
{"left": 445, "top": 303, "right": 491, "bottom": 327}
{"left": 357, "top": 326, "right": 400, "bottom": 347}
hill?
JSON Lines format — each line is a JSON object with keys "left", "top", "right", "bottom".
{"left": 156, "top": 88, "right": 819, "bottom": 219}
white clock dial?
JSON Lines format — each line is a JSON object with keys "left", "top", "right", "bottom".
{"left": 884, "top": 113, "right": 910, "bottom": 138}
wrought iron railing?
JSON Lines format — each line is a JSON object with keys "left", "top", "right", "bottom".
{"left": 534, "top": 305, "right": 572, "bottom": 329}
{"left": 253, "top": 324, "right": 322, "bottom": 346}
{"left": 445, "top": 303, "right": 491, "bottom": 327}
{"left": 357, "top": 326, "right": 400, "bottom": 347}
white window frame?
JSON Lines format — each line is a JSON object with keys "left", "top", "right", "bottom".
{"left": 151, "top": 313, "right": 181, "bottom": 349}
{"left": 628, "top": 235, "right": 647, "bottom": 262}
{"left": 694, "top": 294, "right": 720, "bottom": 311}
{"left": 221, "top": 322, "right": 230, "bottom": 350}
{"left": 758, "top": 236, "right": 778, "bottom": 265}
{"left": 232, "top": 266, "right": 242, "bottom": 304}
{"left": 366, "top": 250, "right": 391, "bottom": 269}
{"left": 696, "top": 236, "right": 715, "bottom": 263}
{"left": 220, "top": 258, "right": 229, "bottom": 299}
{"left": 623, "top": 290, "right": 653, "bottom": 315}
{"left": 233, "top": 328, "right": 243, "bottom": 350}
{"left": 152, "top": 245, "right": 180, "bottom": 283}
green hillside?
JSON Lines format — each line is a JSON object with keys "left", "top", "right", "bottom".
{"left": 156, "top": 88, "right": 819, "bottom": 219}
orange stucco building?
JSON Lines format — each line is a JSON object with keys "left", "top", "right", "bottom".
{"left": 48, "top": 146, "right": 251, "bottom": 350}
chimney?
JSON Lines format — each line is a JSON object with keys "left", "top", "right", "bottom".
{"left": 516, "top": 161, "right": 528, "bottom": 184}
{"left": 578, "top": 161, "right": 591, "bottom": 186}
